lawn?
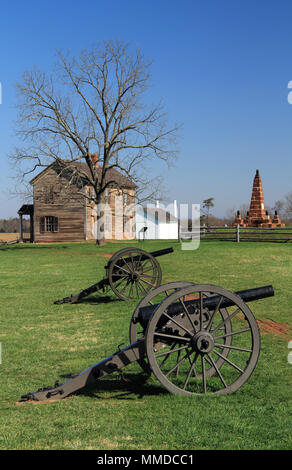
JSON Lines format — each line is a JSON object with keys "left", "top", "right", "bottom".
{"left": 0, "top": 239, "right": 291, "bottom": 450}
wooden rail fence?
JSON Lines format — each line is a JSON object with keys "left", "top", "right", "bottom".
{"left": 180, "top": 225, "right": 292, "bottom": 243}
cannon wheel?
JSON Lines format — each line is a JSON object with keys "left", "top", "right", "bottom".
{"left": 129, "top": 281, "right": 194, "bottom": 373}
{"left": 107, "top": 248, "right": 162, "bottom": 301}
{"left": 130, "top": 282, "right": 232, "bottom": 376}
{"left": 145, "top": 284, "right": 260, "bottom": 396}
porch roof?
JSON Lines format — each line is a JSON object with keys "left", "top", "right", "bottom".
{"left": 18, "top": 204, "right": 34, "bottom": 216}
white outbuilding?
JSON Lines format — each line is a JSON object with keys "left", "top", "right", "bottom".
{"left": 135, "top": 200, "right": 179, "bottom": 240}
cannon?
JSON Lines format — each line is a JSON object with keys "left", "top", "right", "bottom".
{"left": 54, "top": 246, "right": 173, "bottom": 303}
{"left": 20, "top": 282, "right": 274, "bottom": 401}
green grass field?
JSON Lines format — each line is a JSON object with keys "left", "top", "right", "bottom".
{"left": 0, "top": 240, "right": 291, "bottom": 450}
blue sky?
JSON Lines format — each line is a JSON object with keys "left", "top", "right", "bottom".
{"left": 1, "top": 0, "right": 292, "bottom": 218}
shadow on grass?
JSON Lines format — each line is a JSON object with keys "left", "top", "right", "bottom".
{"left": 61, "top": 372, "right": 167, "bottom": 400}
{"left": 78, "top": 295, "right": 121, "bottom": 305}
{"left": 53, "top": 295, "right": 121, "bottom": 305}
{"left": 0, "top": 244, "right": 69, "bottom": 252}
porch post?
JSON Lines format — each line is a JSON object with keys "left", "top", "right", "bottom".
{"left": 19, "top": 214, "right": 23, "bottom": 242}
{"left": 30, "top": 213, "right": 34, "bottom": 243}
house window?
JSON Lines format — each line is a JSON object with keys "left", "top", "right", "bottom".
{"left": 40, "top": 216, "right": 58, "bottom": 233}
{"left": 166, "top": 212, "right": 171, "bottom": 224}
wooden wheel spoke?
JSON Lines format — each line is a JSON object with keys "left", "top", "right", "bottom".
{"left": 113, "top": 277, "right": 128, "bottom": 290}
{"left": 155, "top": 344, "right": 188, "bottom": 358}
{"left": 214, "top": 343, "right": 252, "bottom": 353}
{"left": 212, "top": 349, "right": 244, "bottom": 373}
{"left": 137, "top": 280, "right": 149, "bottom": 295}
{"left": 179, "top": 298, "right": 196, "bottom": 331}
{"left": 139, "top": 277, "right": 155, "bottom": 288}
{"left": 183, "top": 352, "right": 199, "bottom": 390}
{"left": 120, "top": 278, "right": 131, "bottom": 295}
{"left": 165, "top": 352, "right": 189, "bottom": 377}
{"left": 206, "top": 353, "right": 228, "bottom": 388}
{"left": 121, "top": 258, "right": 134, "bottom": 274}
{"left": 129, "top": 282, "right": 134, "bottom": 299}
{"left": 201, "top": 355, "right": 207, "bottom": 393}
{"left": 135, "top": 281, "right": 141, "bottom": 298}
{"left": 159, "top": 343, "right": 178, "bottom": 367}
{"left": 114, "top": 264, "right": 131, "bottom": 276}
{"left": 140, "top": 272, "right": 155, "bottom": 279}
{"left": 162, "top": 311, "right": 193, "bottom": 337}
{"left": 154, "top": 332, "right": 191, "bottom": 343}
{"left": 215, "top": 327, "right": 251, "bottom": 341}
{"left": 211, "top": 308, "right": 241, "bottom": 335}
{"left": 206, "top": 295, "right": 224, "bottom": 332}
{"left": 176, "top": 349, "right": 182, "bottom": 377}
{"left": 141, "top": 259, "right": 154, "bottom": 272}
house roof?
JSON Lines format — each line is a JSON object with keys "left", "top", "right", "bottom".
{"left": 30, "top": 159, "right": 137, "bottom": 189}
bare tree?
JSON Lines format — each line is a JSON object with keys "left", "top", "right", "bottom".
{"left": 283, "top": 191, "right": 292, "bottom": 222}
{"left": 270, "top": 194, "right": 292, "bottom": 223}
{"left": 273, "top": 199, "right": 285, "bottom": 218}
{"left": 10, "top": 39, "right": 179, "bottom": 244}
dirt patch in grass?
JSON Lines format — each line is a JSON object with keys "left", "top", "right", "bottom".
{"left": 257, "top": 319, "right": 291, "bottom": 340}
{"left": 84, "top": 253, "right": 114, "bottom": 258}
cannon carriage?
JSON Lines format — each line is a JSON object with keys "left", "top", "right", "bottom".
{"left": 54, "top": 246, "right": 173, "bottom": 304}
{"left": 21, "top": 281, "right": 274, "bottom": 401}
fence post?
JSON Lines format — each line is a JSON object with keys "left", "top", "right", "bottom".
{"left": 236, "top": 224, "right": 240, "bottom": 243}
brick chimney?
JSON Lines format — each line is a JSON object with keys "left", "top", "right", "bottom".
{"left": 90, "top": 152, "right": 98, "bottom": 167}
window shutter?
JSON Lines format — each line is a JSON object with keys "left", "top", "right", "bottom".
{"left": 53, "top": 217, "right": 58, "bottom": 232}
{"left": 40, "top": 217, "right": 45, "bottom": 233}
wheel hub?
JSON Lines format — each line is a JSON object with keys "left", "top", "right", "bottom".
{"left": 191, "top": 331, "right": 214, "bottom": 354}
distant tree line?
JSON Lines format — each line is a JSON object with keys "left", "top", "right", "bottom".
{"left": 0, "top": 217, "right": 30, "bottom": 233}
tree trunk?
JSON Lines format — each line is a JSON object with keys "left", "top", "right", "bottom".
{"left": 96, "top": 237, "right": 105, "bottom": 246}
{"left": 95, "top": 194, "right": 106, "bottom": 246}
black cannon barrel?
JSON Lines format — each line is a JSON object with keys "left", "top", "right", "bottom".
{"left": 137, "top": 285, "right": 274, "bottom": 329}
{"left": 148, "top": 247, "right": 174, "bottom": 258}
